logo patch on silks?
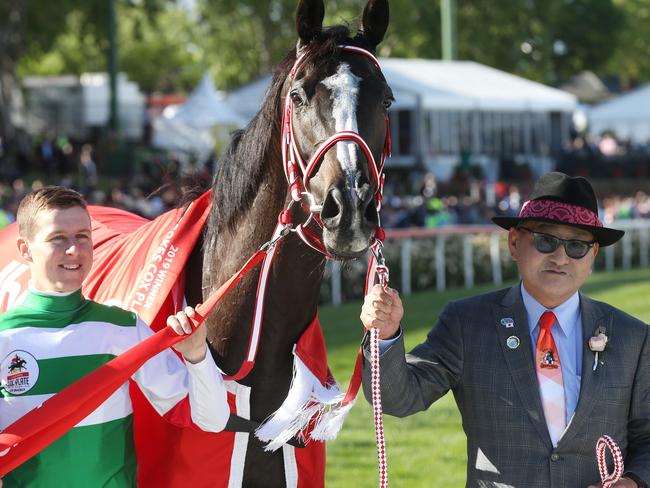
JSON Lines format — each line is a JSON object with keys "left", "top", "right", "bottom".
{"left": 539, "top": 348, "right": 559, "bottom": 369}
{"left": 1, "top": 350, "right": 39, "bottom": 395}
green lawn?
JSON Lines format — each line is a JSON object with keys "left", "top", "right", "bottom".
{"left": 320, "top": 267, "right": 650, "bottom": 487}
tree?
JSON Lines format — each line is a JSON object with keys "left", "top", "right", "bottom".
{"left": 455, "top": 0, "right": 624, "bottom": 85}
{"left": 606, "top": 0, "right": 650, "bottom": 87}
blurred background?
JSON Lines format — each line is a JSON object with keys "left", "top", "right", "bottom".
{"left": 1, "top": 0, "right": 649, "bottom": 218}
{"left": 4, "top": 1, "right": 650, "bottom": 485}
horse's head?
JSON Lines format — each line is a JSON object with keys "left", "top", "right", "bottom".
{"left": 284, "top": 0, "right": 392, "bottom": 259}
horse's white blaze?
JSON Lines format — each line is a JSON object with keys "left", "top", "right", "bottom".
{"left": 321, "top": 62, "right": 361, "bottom": 185}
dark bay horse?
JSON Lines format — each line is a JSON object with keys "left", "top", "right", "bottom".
{"left": 184, "top": 0, "right": 393, "bottom": 484}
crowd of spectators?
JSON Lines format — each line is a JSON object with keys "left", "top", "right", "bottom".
{"left": 557, "top": 132, "right": 650, "bottom": 179}
{"left": 379, "top": 170, "right": 529, "bottom": 229}
{"left": 0, "top": 132, "right": 211, "bottom": 231}
{"left": 2, "top": 132, "right": 650, "bottom": 233}
{"left": 379, "top": 169, "right": 650, "bottom": 230}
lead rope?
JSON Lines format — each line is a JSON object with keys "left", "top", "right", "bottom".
{"left": 368, "top": 236, "right": 390, "bottom": 487}
{"left": 596, "top": 435, "right": 624, "bottom": 488}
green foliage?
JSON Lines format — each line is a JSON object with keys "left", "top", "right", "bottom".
{"left": 321, "top": 267, "right": 650, "bottom": 486}
{"left": 457, "top": 0, "right": 624, "bottom": 83}
{"left": 119, "top": 8, "right": 207, "bottom": 93}
{"left": 7, "top": 0, "right": 650, "bottom": 102}
{"left": 17, "top": 2, "right": 202, "bottom": 94}
{"left": 607, "top": 0, "right": 650, "bottom": 85}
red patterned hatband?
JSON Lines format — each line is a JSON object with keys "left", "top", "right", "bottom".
{"left": 519, "top": 199, "right": 603, "bottom": 228}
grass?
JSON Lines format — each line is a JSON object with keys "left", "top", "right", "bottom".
{"left": 320, "top": 267, "right": 650, "bottom": 487}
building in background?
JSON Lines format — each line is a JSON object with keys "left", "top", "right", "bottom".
{"left": 588, "top": 84, "right": 650, "bottom": 143}
{"left": 22, "top": 72, "right": 146, "bottom": 140}
{"left": 227, "top": 59, "right": 577, "bottom": 182}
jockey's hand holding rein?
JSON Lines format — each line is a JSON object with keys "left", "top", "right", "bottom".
{"left": 168, "top": 306, "right": 208, "bottom": 364}
{"left": 361, "top": 284, "right": 404, "bottom": 340}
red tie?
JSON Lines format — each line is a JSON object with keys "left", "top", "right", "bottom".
{"left": 536, "top": 311, "right": 566, "bottom": 446}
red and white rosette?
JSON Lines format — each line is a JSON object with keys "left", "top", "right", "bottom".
{"left": 596, "top": 435, "right": 624, "bottom": 488}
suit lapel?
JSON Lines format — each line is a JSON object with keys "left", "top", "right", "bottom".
{"left": 494, "top": 285, "right": 552, "bottom": 446}
{"left": 557, "top": 293, "right": 608, "bottom": 446}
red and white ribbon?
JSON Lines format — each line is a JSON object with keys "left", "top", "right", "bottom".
{"left": 596, "top": 435, "right": 624, "bottom": 488}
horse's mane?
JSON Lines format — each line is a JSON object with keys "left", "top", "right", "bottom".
{"left": 205, "top": 25, "right": 369, "bottom": 247}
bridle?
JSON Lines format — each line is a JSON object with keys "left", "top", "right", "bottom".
{"left": 279, "top": 44, "right": 391, "bottom": 255}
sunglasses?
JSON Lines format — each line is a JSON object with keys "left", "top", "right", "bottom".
{"left": 518, "top": 227, "right": 595, "bottom": 259}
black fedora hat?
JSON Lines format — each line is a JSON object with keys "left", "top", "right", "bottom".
{"left": 492, "top": 172, "right": 624, "bottom": 247}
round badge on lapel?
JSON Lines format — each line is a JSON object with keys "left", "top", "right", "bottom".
{"left": 506, "top": 336, "right": 520, "bottom": 349}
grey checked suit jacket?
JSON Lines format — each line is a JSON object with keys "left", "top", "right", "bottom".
{"left": 362, "top": 285, "right": 650, "bottom": 487}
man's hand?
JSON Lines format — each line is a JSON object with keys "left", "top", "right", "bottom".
{"left": 360, "top": 284, "right": 404, "bottom": 340}
{"left": 168, "top": 306, "right": 207, "bottom": 364}
{"left": 587, "top": 477, "right": 638, "bottom": 488}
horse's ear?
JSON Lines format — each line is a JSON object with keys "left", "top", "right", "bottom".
{"left": 359, "top": 0, "right": 389, "bottom": 49}
{"left": 296, "top": 0, "right": 324, "bottom": 49}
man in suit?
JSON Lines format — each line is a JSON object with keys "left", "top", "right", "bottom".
{"left": 361, "top": 172, "right": 650, "bottom": 487}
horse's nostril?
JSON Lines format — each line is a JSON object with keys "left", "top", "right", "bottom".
{"left": 320, "top": 188, "right": 342, "bottom": 222}
{"left": 363, "top": 197, "right": 379, "bottom": 224}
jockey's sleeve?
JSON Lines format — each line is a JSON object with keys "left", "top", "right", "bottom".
{"left": 130, "top": 316, "right": 229, "bottom": 433}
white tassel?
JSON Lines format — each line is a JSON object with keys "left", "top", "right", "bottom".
{"left": 310, "top": 401, "right": 355, "bottom": 441}
{"left": 255, "top": 351, "right": 352, "bottom": 451}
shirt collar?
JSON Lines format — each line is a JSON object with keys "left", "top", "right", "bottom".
{"left": 23, "top": 288, "right": 85, "bottom": 313}
{"left": 520, "top": 282, "right": 580, "bottom": 337}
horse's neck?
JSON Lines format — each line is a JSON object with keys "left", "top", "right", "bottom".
{"left": 202, "top": 165, "right": 325, "bottom": 375}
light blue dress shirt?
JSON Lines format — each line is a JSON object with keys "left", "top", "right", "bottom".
{"left": 521, "top": 283, "right": 583, "bottom": 426}
{"left": 379, "top": 284, "right": 584, "bottom": 427}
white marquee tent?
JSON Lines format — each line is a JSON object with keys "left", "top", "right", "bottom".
{"left": 381, "top": 59, "right": 576, "bottom": 112}
{"left": 152, "top": 73, "right": 246, "bottom": 161}
{"left": 588, "top": 84, "right": 650, "bottom": 142}
{"left": 227, "top": 59, "right": 577, "bottom": 180}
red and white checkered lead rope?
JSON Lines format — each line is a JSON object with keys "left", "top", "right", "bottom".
{"left": 596, "top": 435, "right": 624, "bottom": 488}
{"left": 369, "top": 240, "right": 390, "bottom": 488}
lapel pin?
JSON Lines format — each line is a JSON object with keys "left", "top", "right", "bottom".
{"left": 507, "top": 336, "right": 520, "bottom": 349}
{"left": 500, "top": 318, "right": 515, "bottom": 328}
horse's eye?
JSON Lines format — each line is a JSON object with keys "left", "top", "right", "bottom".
{"left": 290, "top": 90, "right": 304, "bottom": 106}
{"left": 383, "top": 97, "right": 394, "bottom": 110}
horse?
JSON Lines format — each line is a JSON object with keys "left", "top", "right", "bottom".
{"left": 0, "top": 0, "right": 392, "bottom": 485}
{"left": 184, "top": 0, "right": 393, "bottom": 484}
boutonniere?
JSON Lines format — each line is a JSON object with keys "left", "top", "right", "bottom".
{"left": 589, "top": 325, "right": 608, "bottom": 371}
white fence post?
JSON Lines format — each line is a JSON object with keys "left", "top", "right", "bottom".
{"left": 463, "top": 235, "right": 474, "bottom": 289}
{"left": 605, "top": 244, "right": 615, "bottom": 272}
{"left": 623, "top": 231, "right": 632, "bottom": 270}
{"left": 436, "top": 235, "right": 446, "bottom": 291}
{"left": 641, "top": 227, "right": 649, "bottom": 268}
{"left": 401, "top": 238, "right": 413, "bottom": 296}
{"left": 490, "top": 232, "right": 502, "bottom": 286}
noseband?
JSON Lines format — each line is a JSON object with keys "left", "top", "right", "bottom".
{"left": 279, "top": 45, "right": 391, "bottom": 255}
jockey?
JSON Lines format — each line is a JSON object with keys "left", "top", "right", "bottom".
{"left": 0, "top": 186, "right": 229, "bottom": 487}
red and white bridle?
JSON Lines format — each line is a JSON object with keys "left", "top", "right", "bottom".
{"left": 280, "top": 44, "right": 391, "bottom": 255}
